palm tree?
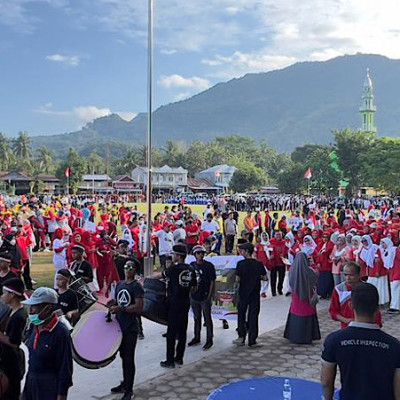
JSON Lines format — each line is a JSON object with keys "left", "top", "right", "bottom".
{"left": 36, "top": 146, "right": 54, "bottom": 173}
{"left": 13, "top": 131, "right": 32, "bottom": 159}
{"left": 0, "top": 133, "right": 11, "bottom": 170}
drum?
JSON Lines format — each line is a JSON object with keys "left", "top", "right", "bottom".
{"left": 142, "top": 278, "right": 168, "bottom": 325}
{"left": 71, "top": 310, "right": 122, "bottom": 369}
{"left": 70, "top": 278, "right": 96, "bottom": 316}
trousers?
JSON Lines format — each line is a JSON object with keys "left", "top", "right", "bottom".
{"left": 119, "top": 331, "right": 138, "bottom": 392}
{"left": 270, "top": 265, "right": 285, "bottom": 295}
{"left": 237, "top": 295, "right": 261, "bottom": 345}
{"left": 190, "top": 298, "right": 213, "bottom": 341}
{"left": 166, "top": 302, "right": 190, "bottom": 363}
{"left": 226, "top": 235, "right": 235, "bottom": 253}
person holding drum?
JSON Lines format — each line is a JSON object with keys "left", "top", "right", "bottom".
{"left": 55, "top": 269, "right": 79, "bottom": 323}
{"left": 0, "top": 278, "right": 28, "bottom": 400}
{"left": 69, "top": 245, "right": 93, "bottom": 284}
{"left": 158, "top": 244, "right": 197, "bottom": 369}
{"left": 22, "top": 287, "right": 73, "bottom": 400}
{"left": 108, "top": 259, "right": 144, "bottom": 400}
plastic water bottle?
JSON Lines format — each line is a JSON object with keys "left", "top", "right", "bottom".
{"left": 283, "top": 379, "right": 292, "bottom": 400}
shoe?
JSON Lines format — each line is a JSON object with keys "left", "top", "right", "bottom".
{"left": 232, "top": 337, "right": 245, "bottom": 346}
{"left": 285, "top": 292, "right": 292, "bottom": 297}
{"left": 111, "top": 383, "right": 125, "bottom": 394}
{"left": 162, "top": 332, "right": 167, "bottom": 338}
{"left": 160, "top": 360, "right": 175, "bottom": 368}
{"left": 203, "top": 341, "right": 213, "bottom": 350}
{"left": 121, "top": 391, "right": 134, "bottom": 400}
{"left": 187, "top": 338, "right": 201, "bottom": 347}
{"left": 174, "top": 358, "right": 183, "bottom": 365}
{"left": 138, "top": 331, "right": 145, "bottom": 340}
{"left": 222, "top": 320, "right": 229, "bottom": 329}
{"left": 248, "top": 342, "right": 262, "bottom": 348}
{"left": 278, "top": 291, "right": 283, "bottom": 295}
{"left": 387, "top": 308, "right": 400, "bottom": 314}
{"left": 272, "top": 293, "right": 277, "bottom": 297}
{"left": 261, "top": 293, "right": 267, "bottom": 298}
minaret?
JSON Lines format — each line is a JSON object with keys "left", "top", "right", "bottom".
{"left": 359, "top": 68, "right": 377, "bottom": 133}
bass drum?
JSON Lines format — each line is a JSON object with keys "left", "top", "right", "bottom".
{"left": 142, "top": 278, "right": 168, "bottom": 326}
{"left": 71, "top": 310, "right": 122, "bottom": 369}
{"left": 69, "top": 278, "right": 96, "bottom": 316}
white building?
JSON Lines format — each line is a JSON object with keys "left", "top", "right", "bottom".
{"left": 195, "top": 164, "right": 237, "bottom": 189}
{"left": 132, "top": 165, "right": 188, "bottom": 190}
{"left": 79, "top": 174, "right": 112, "bottom": 193}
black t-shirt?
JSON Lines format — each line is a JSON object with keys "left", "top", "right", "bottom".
{"left": 57, "top": 289, "right": 79, "bottom": 315}
{"left": 190, "top": 261, "right": 216, "bottom": 302}
{"left": 164, "top": 263, "right": 196, "bottom": 304}
{"left": 322, "top": 323, "right": 400, "bottom": 400}
{"left": 115, "top": 280, "right": 144, "bottom": 333}
{"left": 70, "top": 260, "right": 93, "bottom": 282}
{"left": 235, "top": 258, "right": 266, "bottom": 299}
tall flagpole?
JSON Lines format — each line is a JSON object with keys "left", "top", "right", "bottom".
{"left": 144, "top": 0, "right": 154, "bottom": 277}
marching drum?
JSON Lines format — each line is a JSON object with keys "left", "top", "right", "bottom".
{"left": 142, "top": 278, "right": 168, "bottom": 325}
{"left": 69, "top": 278, "right": 96, "bottom": 316}
{"left": 71, "top": 310, "right": 122, "bottom": 369}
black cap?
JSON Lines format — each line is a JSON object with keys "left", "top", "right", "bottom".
{"left": 238, "top": 242, "right": 254, "bottom": 253}
{"left": 56, "top": 268, "right": 72, "bottom": 280}
{"left": 172, "top": 244, "right": 187, "bottom": 256}
{"left": 72, "top": 245, "right": 85, "bottom": 253}
{"left": 2, "top": 277, "right": 25, "bottom": 297}
{"left": 0, "top": 252, "right": 13, "bottom": 263}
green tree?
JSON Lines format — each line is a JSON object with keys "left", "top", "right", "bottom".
{"left": 162, "top": 140, "right": 186, "bottom": 167}
{"left": 291, "top": 144, "right": 330, "bottom": 164}
{"left": 0, "top": 133, "right": 12, "bottom": 170}
{"left": 87, "top": 151, "right": 105, "bottom": 174}
{"left": 35, "top": 146, "right": 54, "bottom": 173}
{"left": 56, "top": 148, "right": 87, "bottom": 192}
{"left": 229, "top": 161, "right": 266, "bottom": 192}
{"left": 13, "top": 131, "right": 32, "bottom": 159}
{"left": 184, "top": 141, "right": 210, "bottom": 176}
{"left": 334, "top": 129, "right": 374, "bottom": 193}
{"left": 276, "top": 163, "right": 307, "bottom": 194}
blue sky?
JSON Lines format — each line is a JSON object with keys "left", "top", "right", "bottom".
{"left": 0, "top": 0, "right": 399, "bottom": 136}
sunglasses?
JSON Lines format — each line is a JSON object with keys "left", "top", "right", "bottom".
{"left": 124, "top": 265, "right": 136, "bottom": 270}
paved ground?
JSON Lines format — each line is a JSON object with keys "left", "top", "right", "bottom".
{"left": 93, "top": 306, "right": 400, "bottom": 400}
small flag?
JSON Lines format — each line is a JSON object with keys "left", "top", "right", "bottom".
{"left": 304, "top": 168, "right": 312, "bottom": 180}
{"left": 65, "top": 167, "right": 71, "bottom": 177}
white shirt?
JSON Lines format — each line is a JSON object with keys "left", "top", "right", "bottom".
{"left": 157, "top": 230, "right": 174, "bottom": 256}
{"left": 201, "top": 220, "right": 220, "bottom": 233}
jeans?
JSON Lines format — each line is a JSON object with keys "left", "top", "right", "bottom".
{"left": 190, "top": 298, "right": 213, "bottom": 342}
{"left": 119, "top": 331, "right": 138, "bottom": 392}
{"left": 237, "top": 295, "right": 260, "bottom": 345}
{"left": 270, "top": 265, "right": 285, "bottom": 295}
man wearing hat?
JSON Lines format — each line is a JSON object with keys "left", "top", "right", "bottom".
{"left": 188, "top": 245, "right": 216, "bottom": 350}
{"left": 159, "top": 244, "right": 196, "bottom": 368}
{"left": 173, "top": 220, "right": 186, "bottom": 244}
{"left": 157, "top": 222, "right": 174, "bottom": 270}
{"left": 55, "top": 269, "right": 79, "bottom": 323}
{"left": 68, "top": 245, "right": 93, "bottom": 284}
{"left": 0, "top": 278, "right": 27, "bottom": 400}
{"left": 233, "top": 242, "right": 267, "bottom": 347}
{"left": 22, "top": 287, "right": 73, "bottom": 400}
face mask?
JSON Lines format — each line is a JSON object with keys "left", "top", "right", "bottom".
{"left": 29, "top": 313, "right": 45, "bottom": 326}
{"left": 10, "top": 239, "right": 16, "bottom": 246}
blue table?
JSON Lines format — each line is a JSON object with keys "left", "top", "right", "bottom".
{"left": 207, "top": 377, "right": 324, "bottom": 400}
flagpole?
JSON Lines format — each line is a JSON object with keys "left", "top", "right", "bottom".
{"left": 144, "top": 0, "right": 154, "bottom": 277}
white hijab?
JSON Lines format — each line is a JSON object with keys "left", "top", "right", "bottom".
{"left": 360, "top": 235, "right": 378, "bottom": 268}
{"left": 301, "top": 235, "right": 317, "bottom": 256}
{"left": 380, "top": 238, "right": 396, "bottom": 269}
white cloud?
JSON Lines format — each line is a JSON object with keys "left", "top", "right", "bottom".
{"left": 116, "top": 111, "right": 137, "bottom": 121}
{"left": 174, "top": 92, "right": 191, "bottom": 102}
{"left": 158, "top": 74, "right": 210, "bottom": 90}
{"left": 46, "top": 54, "right": 80, "bottom": 67}
{"left": 160, "top": 49, "right": 178, "bottom": 56}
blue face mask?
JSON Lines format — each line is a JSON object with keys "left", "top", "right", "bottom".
{"left": 28, "top": 314, "right": 45, "bottom": 326}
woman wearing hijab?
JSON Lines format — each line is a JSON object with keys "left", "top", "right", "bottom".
{"left": 389, "top": 243, "right": 400, "bottom": 313}
{"left": 283, "top": 252, "right": 321, "bottom": 344}
{"left": 349, "top": 235, "right": 364, "bottom": 275}
{"left": 360, "top": 235, "right": 389, "bottom": 305}
{"left": 52, "top": 228, "right": 67, "bottom": 288}
{"left": 316, "top": 231, "right": 334, "bottom": 299}
{"left": 300, "top": 235, "right": 317, "bottom": 263}
{"left": 330, "top": 234, "right": 349, "bottom": 286}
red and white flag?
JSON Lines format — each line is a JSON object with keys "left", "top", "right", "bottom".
{"left": 304, "top": 168, "right": 312, "bottom": 180}
{"left": 65, "top": 167, "right": 71, "bottom": 178}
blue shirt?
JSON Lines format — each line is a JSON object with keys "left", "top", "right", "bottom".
{"left": 322, "top": 322, "right": 400, "bottom": 400}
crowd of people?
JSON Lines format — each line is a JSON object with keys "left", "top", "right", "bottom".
{"left": 0, "top": 193, "right": 400, "bottom": 399}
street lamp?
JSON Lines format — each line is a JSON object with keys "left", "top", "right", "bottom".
{"left": 144, "top": 0, "right": 154, "bottom": 277}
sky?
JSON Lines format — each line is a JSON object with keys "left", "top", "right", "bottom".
{"left": 1, "top": 0, "right": 400, "bottom": 136}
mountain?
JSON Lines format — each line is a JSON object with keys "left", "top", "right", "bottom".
{"left": 32, "top": 53, "right": 400, "bottom": 156}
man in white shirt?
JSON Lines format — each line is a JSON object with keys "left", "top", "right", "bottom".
{"left": 201, "top": 214, "right": 220, "bottom": 235}
{"left": 157, "top": 222, "right": 174, "bottom": 269}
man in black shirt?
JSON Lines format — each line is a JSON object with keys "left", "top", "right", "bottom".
{"left": 188, "top": 245, "right": 216, "bottom": 350}
{"left": 108, "top": 259, "right": 144, "bottom": 400}
{"left": 0, "top": 278, "right": 28, "bottom": 400}
{"left": 159, "top": 244, "right": 197, "bottom": 368}
{"left": 0, "top": 252, "right": 17, "bottom": 288}
{"left": 56, "top": 269, "right": 79, "bottom": 323}
{"left": 114, "top": 240, "right": 131, "bottom": 281}
{"left": 69, "top": 245, "right": 93, "bottom": 283}
{"left": 321, "top": 283, "right": 400, "bottom": 400}
{"left": 233, "top": 242, "right": 267, "bottom": 347}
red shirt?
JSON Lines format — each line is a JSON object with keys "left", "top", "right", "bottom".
{"left": 269, "top": 238, "right": 287, "bottom": 267}
{"left": 316, "top": 241, "right": 334, "bottom": 272}
{"left": 185, "top": 223, "right": 199, "bottom": 245}
{"left": 390, "top": 248, "right": 400, "bottom": 282}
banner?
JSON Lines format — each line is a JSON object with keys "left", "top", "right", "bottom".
{"left": 186, "top": 255, "right": 243, "bottom": 320}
